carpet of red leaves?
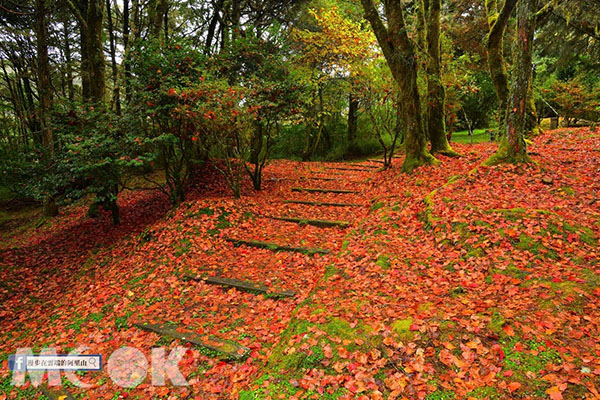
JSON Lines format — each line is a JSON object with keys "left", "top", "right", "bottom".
{"left": 0, "top": 128, "right": 599, "bottom": 400}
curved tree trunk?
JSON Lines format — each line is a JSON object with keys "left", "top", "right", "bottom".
{"left": 361, "top": 0, "right": 438, "bottom": 173}
{"left": 426, "top": 0, "right": 457, "bottom": 156}
{"left": 485, "top": 0, "right": 536, "bottom": 165}
{"left": 486, "top": 0, "right": 517, "bottom": 131}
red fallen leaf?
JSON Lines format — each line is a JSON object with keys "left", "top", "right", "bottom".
{"left": 503, "top": 324, "right": 515, "bottom": 337}
{"left": 593, "top": 287, "right": 600, "bottom": 296}
{"left": 503, "top": 370, "right": 514, "bottom": 377}
{"left": 508, "top": 382, "right": 522, "bottom": 392}
{"left": 409, "top": 324, "right": 419, "bottom": 331}
{"left": 323, "top": 344, "right": 333, "bottom": 359}
{"left": 338, "top": 347, "right": 349, "bottom": 358}
{"left": 492, "top": 344, "right": 505, "bottom": 361}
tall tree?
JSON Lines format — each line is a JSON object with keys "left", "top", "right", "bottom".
{"left": 106, "top": 0, "right": 120, "bottom": 113}
{"left": 485, "top": 0, "right": 517, "bottom": 131}
{"left": 425, "top": 0, "right": 457, "bottom": 155}
{"left": 148, "top": 0, "right": 169, "bottom": 39}
{"left": 35, "top": 0, "right": 58, "bottom": 216}
{"left": 69, "top": 0, "right": 106, "bottom": 103}
{"left": 361, "top": 0, "right": 438, "bottom": 172}
{"left": 122, "top": 0, "right": 132, "bottom": 103}
{"left": 486, "top": 0, "right": 537, "bottom": 165}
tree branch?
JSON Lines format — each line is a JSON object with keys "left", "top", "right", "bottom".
{"left": 360, "top": 0, "right": 393, "bottom": 61}
{"left": 65, "top": 0, "right": 88, "bottom": 29}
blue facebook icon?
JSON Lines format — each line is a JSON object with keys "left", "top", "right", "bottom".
{"left": 8, "top": 355, "right": 27, "bottom": 371}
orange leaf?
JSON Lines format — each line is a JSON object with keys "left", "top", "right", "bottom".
{"left": 546, "top": 386, "right": 563, "bottom": 400}
{"left": 508, "top": 382, "right": 522, "bottom": 393}
{"left": 503, "top": 324, "right": 515, "bottom": 337}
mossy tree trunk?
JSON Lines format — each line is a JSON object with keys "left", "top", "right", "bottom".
{"left": 148, "top": 0, "right": 169, "bottom": 39}
{"left": 485, "top": 0, "right": 517, "bottom": 132}
{"left": 361, "top": 0, "right": 438, "bottom": 173}
{"left": 70, "top": 0, "right": 106, "bottom": 103}
{"left": 86, "top": 0, "right": 106, "bottom": 103}
{"left": 35, "top": 0, "right": 58, "bottom": 217}
{"left": 485, "top": 0, "right": 536, "bottom": 165}
{"left": 425, "top": 0, "right": 457, "bottom": 156}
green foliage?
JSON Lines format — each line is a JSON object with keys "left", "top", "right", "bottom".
{"left": 126, "top": 38, "right": 208, "bottom": 204}
{"left": 456, "top": 71, "right": 498, "bottom": 130}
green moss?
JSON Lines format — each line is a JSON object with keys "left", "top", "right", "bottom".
{"left": 582, "top": 269, "right": 600, "bottom": 287}
{"left": 391, "top": 318, "right": 415, "bottom": 341}
{"left": 503, "top": 339, "right": 562, "bottom": 376}
{"left": 402, "top": 151, "right": 440, "bottom": 173}
{"left": 375, "top": 254, "right": 391, "bottom": 269}
{"left": 371, "top": 201, "right": 385, "bottom": 212}
{"left": 560, "top": 186, "right": 576, "bottom": 196}
{"left": 467, "top": 386, "right": 503, "bottom": 399}
{"left": 483, "top": 138, "right": 532, "bottom": 166}
{"left": 488, "top": 310, "right": 506, "bottom": 335}
{"left": 426, "top": 389, "right": 456, "bottom": 400}
{"left": 253, "top": 316, "right": 376, "bottom": 398}
{"left": 495, "top": 263, "right": 530, "bottom": 279}
{"left": 418, "top": 302, "right": 434, "bottom": 313}
{"left": 324, "top": 264, "right": 339, "bottom": 279}
{"left": 465, "top": 247, "right": 484, "bottom": 258}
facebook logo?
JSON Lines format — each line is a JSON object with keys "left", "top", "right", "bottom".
{"left": 8, "top": 355, "right": 27, "bottom": 371}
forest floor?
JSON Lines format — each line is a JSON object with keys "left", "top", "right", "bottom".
{"left": 1, "top": 128, "right": 599, "bottom": 400}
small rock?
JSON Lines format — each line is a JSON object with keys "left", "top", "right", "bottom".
{"left": 541, "top": 176, "right": 554, "bottom": 185}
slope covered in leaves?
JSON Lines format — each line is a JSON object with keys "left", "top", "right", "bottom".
{"left": 1, "top": 128, "right": 599, "bottom": 400}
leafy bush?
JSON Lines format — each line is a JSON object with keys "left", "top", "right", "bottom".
{"left": 126, "top": 39, "right": 207, "bottom": 203}
{"left": 544, "top": 78, "right": 600, "bottom": 125}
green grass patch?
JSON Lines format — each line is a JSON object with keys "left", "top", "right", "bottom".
{"left": 450, "top": 129, "right": 489, "bottom": 144}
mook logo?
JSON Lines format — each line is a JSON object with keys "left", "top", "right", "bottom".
{"left": 9, "top": 346, "right": 189, "bottom": 388}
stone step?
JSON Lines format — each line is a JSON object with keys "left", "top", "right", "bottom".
{"left": 291, "top": 187, "right": 358, "bottom": 194}
{"left": 283, "top": 200, "right": 362, "bottom": 207}
{"left": 225, "top": 238, "right": 330, "bottom": 255}
{"left": 134, "top": 322, "right": 250, "bottom": 360}
{"left": 184, "top": 275, "right": 295, "bottom": 298}
{"left": 266, "top": 216, "right": 350, "bottom": 228}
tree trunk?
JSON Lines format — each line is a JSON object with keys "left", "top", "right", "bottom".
{"left": 106, "top": 0, "right": 120, "bottom": 113}
{"left": 347, "top": 90, "right": 358, "bottom": 142}
{"left": 123, "top": 0, "right": 132, "bottom": 103}
{"left": 87, "top": 0, "right": 105, "bottom": 103}
{"left": 485, "top": 0, "right": 535, "bottom": 165}
{"left": 79, "top": 0, "right": 90, "bottom": 99}
{"left": 426, "top": 0, "right": 457, "bottom": 156}
{"left": 361, "top": 0, "right": 438, "bottom": 172}
{"left": 63, "top": 16, "right": 75, "bottom": 101}
{"left": 35, "top": 0, "right": 58, "bottom": 216}
{"left": 73, "top": 0, "right": 106, "bottom": 103}
{"left": 132, "top": 0, "right": 141, "bottom": 41}
{"left": 205, "top": 0, "right": 224, "bottom": 54}
{"left": 486, "top": 0, "right": 517, "bottom": 131}
{"left": 149, "top": 0, "right": 169, "bottom": 39}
